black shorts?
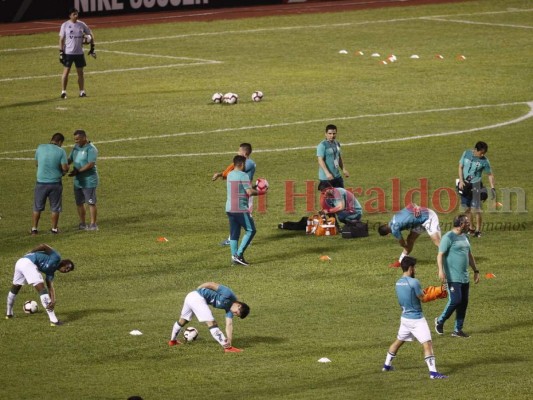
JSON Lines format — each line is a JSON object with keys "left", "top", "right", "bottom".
{"left": 64, "top": 54, "right": 86, "bottom": 68}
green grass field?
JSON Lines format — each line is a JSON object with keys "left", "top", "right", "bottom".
{"left": 0, "top": 1, "right": 532, "bottom": 398}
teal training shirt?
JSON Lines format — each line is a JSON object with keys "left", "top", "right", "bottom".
{"left": 197, "top": 285, "right": 237, "bottom": 318}
{"left": 459, "top": 149, "right": 492, "bottom": 184}
{"left": 389, "top": 205, "right": 430, "bottom": 240}
{"left": 245, "top": 158, "right": 256, "bottom": 181}
{"left": 68, "top": 142, "right": 99, "bottom": 189}
{"left": 226, "top": 170, "right": 251, "bottom": 213}
{"left": 396, "top": 276, "right": 424, "bottom": 319}
{"left": 324, "top": 188, "right": 362, "bottom": 214}
{"left": 317, "top": 140, "right": 342, "bottom": 180}
{"left": 24, "top": 250, "right": 62, "bottom": 281}
{"left": 439, "top": 231, "right": 471, "bottom": 283}
{"left": 35, "top": 144, "right": 67, "bottom": 183}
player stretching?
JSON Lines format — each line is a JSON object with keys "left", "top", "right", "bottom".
{"left": 169, "top": 282, "right": 250, "bottom": 352}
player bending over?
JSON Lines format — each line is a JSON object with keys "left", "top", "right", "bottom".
{"left": 169, "top": 282, "right": 250, "bottom": 352}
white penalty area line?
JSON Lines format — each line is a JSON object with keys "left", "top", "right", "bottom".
{"left": 1, "top": 101, "right": 531, "bottom": 160}
{"left": 102, "top": 101, "right": 533, "bottom": 160}
{"left": 0, "top": 59, "right": 222, "bottom": 83}
{"left": 1, "top": 8, "right": 531, "bottom": 54}
{"left": 421, "top": 16, "right": 533, "bottom": 29}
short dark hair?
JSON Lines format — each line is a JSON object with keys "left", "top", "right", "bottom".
{"left": 400, "top": 256, "right": 416, "bottom": 271}
{"left": 60, "top": 259, "right": 75, "bottom": 271}
{"left": 474, "top": 141, "right": 488, "bottom": 153}
{"left": 378, "top": 224, "right": 390, "bottom": 236}
{"left": 453, "top": 214, "right": 468, "bottom": 227}
{"left": 233, "top": 155, "right": 246, "bottom": 167}
{"left": 73, "top": 129, "right": 86, "bottom": 137}
{"left": 325, "top": 124, "right": 337, "bottom": 132}
{"left": 51, "top": 132, "right": 65, "bottom": 143}
{"left": 68, "top": 8, "right": 79, "bottom": 15}
{"left": 238, "top": 302, "right": 250, "bottom": 319}
{"left": 239, "top": 143, "right": 252, "bottom": 155}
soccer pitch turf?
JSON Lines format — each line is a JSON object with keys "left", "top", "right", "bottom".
{"left": 0, "top": 1, "right": 532, "bottom": 399}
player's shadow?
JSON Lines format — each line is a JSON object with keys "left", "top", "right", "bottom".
{"left": 236, "top": 335, "right": 286, "bottom": 347}
{"left": 0, "top": 99, "right": 60, "bottom": 110}
{"left": 60, "top": 308, "right": 118, "bottom": 323}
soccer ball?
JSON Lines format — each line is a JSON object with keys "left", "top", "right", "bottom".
{"left": 23, "top": 300, "right": 38, "bottom": 314}
{"left": 183, "top": 327, "right": 198, "bottom": 342}
{"left": 83, "top": 34, "right": 92, "bottom": 44}
{"left": 222, "top": 92, "right": 238, "bottom": 104}
{"left": 251, "top": 91, "right": 264, "bottom": 102}
{"left": 255, "top": 177, "right": 269, "bottom": 192}
{"left": 212, "top": 92, "right": 223, "bottom": 103}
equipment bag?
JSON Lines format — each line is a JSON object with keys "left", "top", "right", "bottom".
{"left": 341, "top": 221, "right": 369, "bottom": 238}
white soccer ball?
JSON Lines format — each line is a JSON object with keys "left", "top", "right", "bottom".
{"left": 83, "top": 34, "right": 92, "bottom": 44}
{"left": 212, "top": 92, "right": 223, "bottom": 103}
{"left": 251, "top": 91, "right": 264, "bottom": 102}
{"left": 23, "top": 300, "right": 38, "bottom": 314}
{"left": 183, "top": 327, "right": 198, "bottom": 342}
{"left": 255, "top": 177, "right": 269, "bottom": 192}
{"left": 222, "top": 92, "right": 238, "bottom": 104}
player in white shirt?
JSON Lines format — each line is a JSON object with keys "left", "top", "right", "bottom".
{"left": 59, "top": 8, "right": 95, "bottom": 99}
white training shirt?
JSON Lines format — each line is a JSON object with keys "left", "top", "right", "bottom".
{"left": 59, "top": 20, "right": 91, "bottom": 55}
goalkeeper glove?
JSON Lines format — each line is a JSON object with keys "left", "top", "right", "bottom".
{"left": 59, "top": 50, "right": 65, "bottom": 65}
{"left": 88, "top": 44, "right": 96, "bottom": 59}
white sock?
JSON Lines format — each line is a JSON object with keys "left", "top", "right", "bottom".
{"left": 384, "top": 351, "right": 396, "bottom": 366}
{"left": 6, "top": 291, "right": 16, "bottom": 315}
{"left": 170, "top": 322, "right": 182, "bottom": 341}
{"left": 399, "top": 252, "right": 407, "bottom": 262}
{"left": 209, "top": 326, "right": 228, "bottom": 347}
{"left": 39, "top": 293, "right": 58, "bottom": 323}
{"left": 425, "top": 355, "right": 437, "bottom": 372}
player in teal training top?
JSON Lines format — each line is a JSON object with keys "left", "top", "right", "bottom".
{"left": 435, "top": 214, "right": 480, "bottom": 338}
{"left": 31, "top": 132, "right": 69, "bottom": 234}
{"left": 382, "top": 256, "right": 448, "bottom": 379}
{"left": 6, "top": 243, "right": 74, "bottom": 325}
{"left": 68, "top": 129, "right": 99, "bottom": 230}
{"left": 457, "top": 141, "right": 496, "bottom": 237}
{"left": 213, "top": 143, "right": 256, "bottom": 246}
{"left": 320, "top": 187, "right": 363, "bottom": 224}
{"left": 169, "top": 282, "right": 250, "bottom": 353}
{"left": 317, "top": 124, "right": 350, "bottom": 191}
{"left": 378, "top": 204, "right": 441, "bottom": 267}
{"left": 225, "top": 155, "right": 264, "bottom": 266}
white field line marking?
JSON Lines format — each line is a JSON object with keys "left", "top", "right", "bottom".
{"left": 1, "top": 101, "right": 531, "bottom": 160}
{"left": 0, "top": 60, "right": 221, "bottom": 82}
{"left": 422, "top": 16, "right": 533, "bottom": 29}
{"left": 96, "top": 49, "right": 221, "bottom": 62}
{"left": 1, "top": 8, "right": 531, "bottom": 54}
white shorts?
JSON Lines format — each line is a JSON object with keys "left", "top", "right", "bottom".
{"left": 397, "top": 317, "right": 432, "bottom": 343}
{"left": 412, "top": 209, "right": 441, "bottom": 237}
{"left": 180, "top": 291, "right": 214, "bottom": 323}
{"left": 13, "top": 258, "right": 44, "bottom": 286}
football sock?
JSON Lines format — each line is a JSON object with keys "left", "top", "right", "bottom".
{"left": 425, "top": 355, "right": 437, "bottom": 372}
{"left": 399, "top": 252, "right": 407, "bottom": 262}
{"left": 230, "top": 240, "right": 238, "bottom": 257}
{"left": 384, "top": 351, "right": 396, "bottom": 366}
{"left": 209, "top": 326, "right": 228, "bottom": 347}
{"left": 39, "top": 293, "right": 58, "bottom": 323}
{"left": 170, "top": 322, "right": 183, "bottom": 341}
{"left": 6, "top": 291, "right": 16, "bottom": 315}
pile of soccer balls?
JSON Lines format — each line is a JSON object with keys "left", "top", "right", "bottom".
{"left": 212, "top": 91, "right": 263, "bottom": 105}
